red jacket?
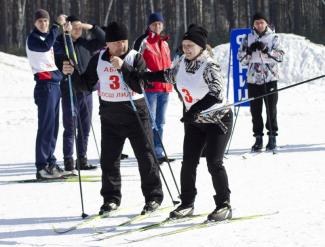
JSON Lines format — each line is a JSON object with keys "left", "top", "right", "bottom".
{"left": 138, "top": 31, "right": 173, "bottom": 93}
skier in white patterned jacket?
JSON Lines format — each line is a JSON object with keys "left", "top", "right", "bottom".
{"left": 132, "top": 24, "right": 233, "bottom": 222}
{"left": 238, "top": 12, "right": 284, "bottom": 152}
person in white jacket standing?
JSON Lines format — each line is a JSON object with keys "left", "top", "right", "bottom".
{"left": 238, "top": 12, "right": 284, "bottom": 152}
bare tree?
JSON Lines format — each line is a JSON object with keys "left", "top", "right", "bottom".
{"left": 149, "top": 0, "right": 154, "bottom": 12}
{"left": 15, "top": 0, "right": 27, "bottom": 49}
{"left": 104, "top": 0, "right": 114, "bottom": 26}
{"left": 183, "top": 0, "right": 187, "bottom": 30}
{"left": 173, "top": 0, "right": 181, "bottom": 52}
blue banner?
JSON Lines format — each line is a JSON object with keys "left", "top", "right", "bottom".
{"left": 230, "top": 28, "right": 251, "bottom": 106}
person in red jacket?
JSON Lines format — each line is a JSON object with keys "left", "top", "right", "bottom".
{"left": 133, "top": 12, "right": 174, "bottom": 164}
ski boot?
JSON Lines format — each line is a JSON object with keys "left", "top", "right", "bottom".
{"left": 99, "top": 202, "right": 119, "bottom": 215}
{"left": 169, "top": 204, "right": 194, "bottom": 219}
{"left": 266, "top": 135, "right": 277, "bottom": 151}
{"left": 251, "top": 135, "right": 263, "bottom": 152}
{"left": 141, "top": 201, "right": 160, "bottom": 215}
{"left": 207, "top": 200, "right": 232, "bottom": 222}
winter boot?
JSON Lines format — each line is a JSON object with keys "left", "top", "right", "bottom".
{"left": 207, "top": 200, "right": 232, "bottom": 222}
{"left": 64, "top": 158, "right": 75, "bottom": 171}
{"left": 76, "top": 156, "right": 97, "bottom": 170}
{"left": 266, "top": 135, "right": 277, "bottom": 151}
{"left": 141, "top": 200, "right": 160, "bottom": 215}
{"left": 251, "top": 135, "right": 263, "bottom": 152}
{"left": 169, "top": 204, "right": 194, "bottom": 219}
{"left": 99, "top": 202, "right": 119, "bottom": 215}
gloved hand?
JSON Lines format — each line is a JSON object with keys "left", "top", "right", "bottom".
{"left": 249, "top": 42, "right": 260, "bottom": 52}
{"left": 246, "top": 46, "right": 253, "bottom": 55}
{"left": 255, "top": 41, "right": 268, "bottom": 53}
{"left": 180, "top": 108, "right": 200, "bottom": 123}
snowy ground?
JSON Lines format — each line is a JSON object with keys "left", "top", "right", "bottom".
{"left": 0, "top": 34, "right": 325, "bottom": 247}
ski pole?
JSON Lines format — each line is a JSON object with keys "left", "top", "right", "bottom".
{"left": 140, "top": 85, "right": 181, "bottom": 197}
{"left": 62, "top": 31, "right": 88, "bottom": 219}
{"left": 225, "top": 97, "right": 241, "bottom": 155}
{"left": 201, "top": 74, "right": 325, "bottom": 116}
{"left": 118, "top": 72, "right": 180, "bottom": 206}
{"left": 65, "top": 33, "right": 101, "bottom": 159}
{"left": 225, "top": 75, "right": 248, "bottom": 154}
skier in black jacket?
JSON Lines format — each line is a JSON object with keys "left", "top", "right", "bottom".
{"left": 54, "top": 15, "right": 105, "bottom": 171}
{"left": 62, "top": 22, "right": 163, "bottom": 215}
{"left": 131, "top": 24, "right": 233, "bottom": 222}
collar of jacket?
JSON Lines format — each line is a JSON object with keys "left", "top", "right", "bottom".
{"left": 252, "top": 26, "right": 274, "bottom": 38}
{"left": 101, "top": 48, "right": 131, "bottom": 62}
{"left": 184, "top": 50, "right": 210, "bottom": 66}
{"left": 33, "top": 28, "right": 48, "bottom": 37}
{"left": 147, "top": 31, "right": 169, "bottom": 44}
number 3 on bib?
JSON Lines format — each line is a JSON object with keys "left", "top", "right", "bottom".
{"left": 109, "top": 75, "right": 120, "bottom": 90}
{"left": 182, "top": 88, "right": 193, "bottom": 103}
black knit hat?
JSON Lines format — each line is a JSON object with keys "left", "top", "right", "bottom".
{"left": 252, "top": 12, "right": 269, "bottom": 25}
{"left": 182, "top": 24, "right": 208, "bottom": 49}
{"left": 34, "top": 9, "right": 50, "bottom": 21}
{"left": 105, "top": 22, "right": 128, "bottom": 42}
{"left": 66, "top": 15, "right": 80, "bottom": 23}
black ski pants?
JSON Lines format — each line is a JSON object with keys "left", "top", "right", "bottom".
{"left": 180, "top": 110, "right": 233, "bottom": 206}
{"left": 248, "top": 81, "right": 278, "bottom": 136}
{"left": 100, "top": 114, "right": 163, "bottom": 206}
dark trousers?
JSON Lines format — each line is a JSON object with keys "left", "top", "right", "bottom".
{"left": 181, "top": 110, "right": 233, "bottom": 206}
{"left": 100, "top": 115, "right": 163, "bottom": 205}
{"left": 146, "top": 92, "right": 170, "bottom": 158}
{"left": 34, "top": 82, "right": 61, "bottom": 170}
{"left": 61, "top": 91, "right": 93, "bottom": 159}
{"left": 248, "top": 81, "right": 278, "bottom": 136}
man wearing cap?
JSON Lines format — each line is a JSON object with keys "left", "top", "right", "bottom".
{"left": 238, "top": 13, "right": 284, "bottom": 152}
{"left": 62, "top": 22, "right": 163, "bottom": 215}
{"left": 54, "top": 15, "right": 105, "bottom": 172}
{"left": 26, "top": 9, "right": 68, "bottom": 179}
{"left": 133, "top": 12, "right": 174, "bottom": 164}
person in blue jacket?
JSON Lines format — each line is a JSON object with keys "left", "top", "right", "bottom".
{"left": 26, "top": 9, "right": 68, "bottom": 179}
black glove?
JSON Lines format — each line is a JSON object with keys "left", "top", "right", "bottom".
{"left": 246, "top": 46, "right": 253, "bottom": 55}
{"left": 261, "top": 43, "right": 268, "bottom": 53}
{"left": 249, "top": 42, "right": 260, "bottom": 52}
{"left": 255, "top": 41, "right": 268, "bottom": 53}
{"left": 180, "top": 108, "right": 200, "bottom": 123}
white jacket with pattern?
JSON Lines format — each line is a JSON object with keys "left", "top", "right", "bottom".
{"left": 237, "top": 27, "right": 284, "bottom": 85}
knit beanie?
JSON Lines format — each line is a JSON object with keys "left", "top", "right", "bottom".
{"left": 34, "top": 9, "right": 50, "bottom": 21}
{"left": 148, "top": 12, "right": 164, "bottom": 25}
{"left": 252, "top": 12, "right": 269, "bottom": 25}
{"left": 66, "top": 15, "right": 80, "bottom": 23}
{"left": 182, "top": 24, "right": 208, "bottom": 49}
{"left": 105, "top": 22, "right": 128, "bottom": 42}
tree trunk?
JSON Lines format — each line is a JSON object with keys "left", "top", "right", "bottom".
{"left": 104, "top": 0, "right": 114, "bottom": 26}
{"left": 16, "top": 0, "right": 27, "bottom": 49}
